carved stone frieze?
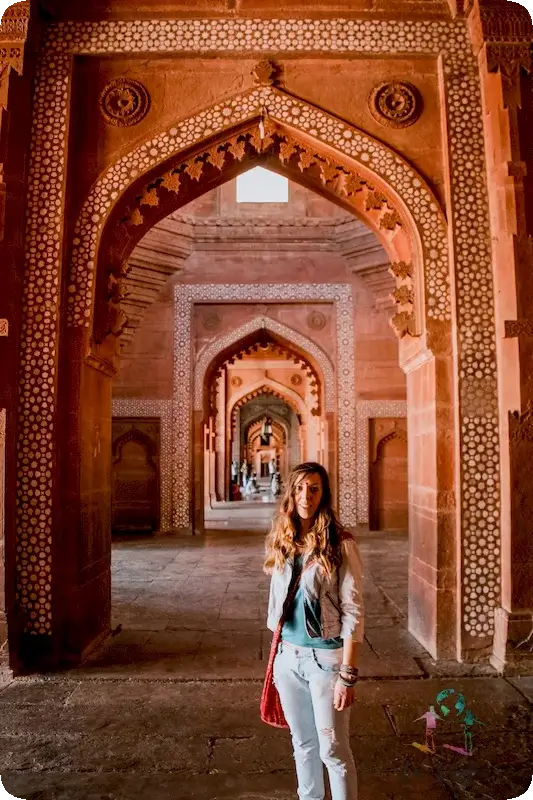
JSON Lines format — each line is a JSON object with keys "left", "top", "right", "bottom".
{"left": 368, "top": 81, "right": 423, "bottom": 129}
{"left": 0, "top": 1, "right": 29, "bottom": 110}
{"left": 471, "top": 0, "right": 533, "bottom": 42}
{"left": 102, "top": 263, "right": 130, "bottom": 339}
{"left": 121, "top": 122, "right": 405, "bottom": 240}
{"left": 485, "top": 42, "right": 532, "bottom": 76}
{"left": 0, "top": 318, "right": 8, "bottom": 336}
{"left": 231, "top": 386, "right": 301, "bottom": 425}
{"left": 0, "top": 2, "right": 29, "bottom": 41}
{"left": 388, "top": 261, "right": 418, "bottom": 339}
{"left": 100, "top": 78, "right": 150, "bottom": 127}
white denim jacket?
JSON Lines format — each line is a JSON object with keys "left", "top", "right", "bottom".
{"left": 267, "top": 534, "right": 365, "bottom": 643}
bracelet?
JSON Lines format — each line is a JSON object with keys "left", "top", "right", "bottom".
{"left": 339, "top": 670, "right": 359, "bottom": 681}
{"left": 337, "top": 674, "right": 358, "bottom": 688}
{"left": 341, "top": 665, "right": 359, "bottom": 675}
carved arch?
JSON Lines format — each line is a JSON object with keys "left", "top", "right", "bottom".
{"left": 230, "top": 379, "right": 306, "bottom": 425}
{"left": 196, "top": 316, "right": 333, "bottom": 413}
{"left": 246, "top": 417, "right": 288, "bottom": 447}
{"left": 372, "top": 428, "right": 408, "bottom": 464}
{"left": 112, "top": 428, "right": 158, "bottom": 471}
{"left": 67, "top": 85, "right": 449, "bottom": 346}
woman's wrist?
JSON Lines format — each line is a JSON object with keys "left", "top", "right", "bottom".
{"left": 337, "top": 674, "right": 358, "bottom": 688}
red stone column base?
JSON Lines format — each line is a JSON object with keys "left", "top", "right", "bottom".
{"left": 491, "top": 607, "right": 533, "bottom": 672}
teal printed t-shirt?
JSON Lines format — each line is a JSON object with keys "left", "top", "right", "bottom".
{"left": 281, "top": 555, "right": 343, "bottom": 650}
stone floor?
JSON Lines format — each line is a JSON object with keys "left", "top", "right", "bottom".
{"left": 1, "top": 531, "right": 532, "bottom": 800}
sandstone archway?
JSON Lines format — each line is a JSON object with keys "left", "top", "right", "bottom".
{"left": 16, "top": 71, "right": 495, "bottom": 668}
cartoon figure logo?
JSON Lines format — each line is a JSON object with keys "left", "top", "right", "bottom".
{"left": 413, "top": 705, "right": 443, "bottom": 754}
{"left": 413, "top": 688, "right": 485, "bottom": 757}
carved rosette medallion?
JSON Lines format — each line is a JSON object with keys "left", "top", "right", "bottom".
{"left": 369, "top": 81, "right": 422, "bottom": 129}
{"left": 100, "top": 79, "right": 150, "bottom": 127}
{"left": 291, "top": 374, "right": 303, "bottom": 386}
{"left": 307, "top": 310, "right": 326, "bottom": 331}
{"left": 231, "top": 376, "right": 243, "bottom": 388}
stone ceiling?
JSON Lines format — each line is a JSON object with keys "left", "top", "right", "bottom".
{"left": 122, "top": 206, "right": 392, "bottom": 351}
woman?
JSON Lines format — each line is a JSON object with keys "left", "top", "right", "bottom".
{"left": 263, "top": 462, "right": 364, "bottom": 800}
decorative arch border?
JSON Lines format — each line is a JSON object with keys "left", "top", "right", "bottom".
{"left": 195, "top": 315, "right": 334, "bottom": 413}
{"left": 229, "top": 378, "right": 307, "bottom": 421}
{"left": 68, "top": 84, "right": 449, "bottom": 330}
{"left": 17, "top": 17, "right": 500, "bottom": 641}
{"left": 174, "top": 284, "right": 356, "bottom": 527}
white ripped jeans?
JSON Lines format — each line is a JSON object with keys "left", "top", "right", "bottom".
{"left": 273, "top": 641, "right": 358, "bottom": 800}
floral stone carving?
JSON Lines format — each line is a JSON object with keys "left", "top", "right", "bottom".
{"left": 369, "top": 81, "right": 422, "bottom": 129}
{"left": 307, "top": 310, "right": 326, "bottom": 331}
{"left": 100, "top": 78, "right": 150, "bottom": 127}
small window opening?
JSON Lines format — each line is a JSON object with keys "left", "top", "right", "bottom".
{"left": 236, "top": 167, "right": 289, "bottom": 203}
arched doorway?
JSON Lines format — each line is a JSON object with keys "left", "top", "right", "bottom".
{"left": 17, "top": 84, "right": 465, "bottom": 668}
{"left": 199, "top": 323, "right": 327, "bottom": 521}
{"left": 369, "top": 422, "right": 408, "bottom": 532}
{"left": 111, "top": 425, "right": 160, "bottom": 534}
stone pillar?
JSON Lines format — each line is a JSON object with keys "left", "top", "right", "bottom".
{"left": 192, "top": 410, "right": 205, "bottom": 535}
{"left": 0, "top": 2, "right": 34, "bottom": 674}
{"left": 54, "top": 332, "right": 114, "bottom": 662}
{"left": 402, "top": 332, "right": 456, "bottom": 660}
{"left": 468, "top": 0, "right": 533, "bottom": 669}
{"left": 214, "top": 374, "right": 225, "bottom": 501}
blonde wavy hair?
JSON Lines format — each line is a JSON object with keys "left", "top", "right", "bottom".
{"left": 263, "top": 462, "right": 344, "bottom": 577}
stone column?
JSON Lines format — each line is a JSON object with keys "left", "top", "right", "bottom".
{"left": 402, "top": 333, "right": 456, "bottom": 660}
{"left": 468, "top": 0, "right": 533, "bottom": 669}
{"left": 193, "top": 410, "right": 205, "bottom": 535}
{"left": 0, "top": 2, "right": 34, "bottom": 674}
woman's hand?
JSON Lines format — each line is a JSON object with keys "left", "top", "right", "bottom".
{"left": 334, "top": 678, "right": 356, "bottom": 711}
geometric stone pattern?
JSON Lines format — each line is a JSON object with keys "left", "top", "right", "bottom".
{"left": 16, "top": 17, "right": 500, "bottom": 640}
{"left": 111, "top": 398, "right": 172, "bottom": 531}
{"left": 443, "top": 50, "right": 500, "bottom": 638}
{"left": 356, "top": 400, "right": 407, "bottom": 524}
{"left": 175, "top": 284, "right": 356, "bottom": 528}
{"left": 193, "top": 314, "right": 335, "bottom": 413}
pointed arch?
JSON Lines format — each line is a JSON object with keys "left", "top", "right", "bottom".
{"left": 195, "top": 315, "right": 334, "bottom": 413}
{"left": 228, "top": 378, "right": 308, "bottom": 422}
{"left": 67, "top": 85, "right": 449, "bottom": 340}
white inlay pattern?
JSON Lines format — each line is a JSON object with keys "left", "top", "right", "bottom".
{"left": 175, "top": 284, "right": 356, "bottom": 527}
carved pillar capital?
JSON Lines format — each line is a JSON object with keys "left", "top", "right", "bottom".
{"left": 468, "top": 1, "right": 533, "bottom": 105}
{"left": 0, "top": 2, "right": 30, "bottom": 109}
